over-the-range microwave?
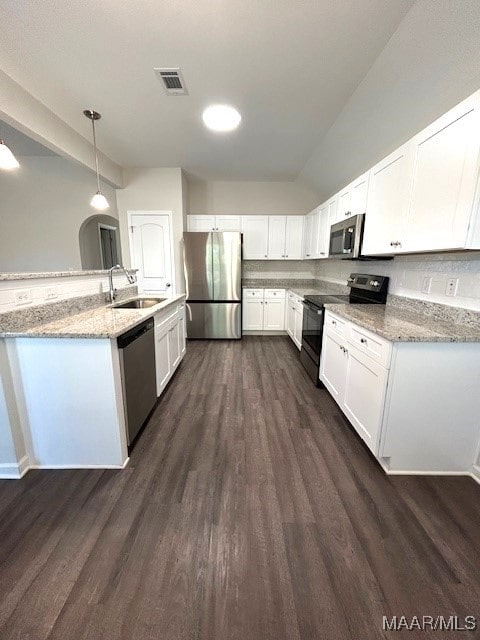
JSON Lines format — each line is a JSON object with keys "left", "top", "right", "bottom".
{"left": 329, "top": 213, "right": 365, "bottom": 259}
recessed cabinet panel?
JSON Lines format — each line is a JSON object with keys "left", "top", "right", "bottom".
{"left": 187, "top": 215, "right": 216, "bottom": 232}
{"left": 263, "top": 298, "right": 285, "bottom": 330}
{"left": 241, "top": 216, "right": 269, "bottom": 259}
{"left": 267, "top": 216, "right": 287, "bottom": 259}
{"left": 243, "top": 298, "right": 264, "bottom": 330}
{"left": 285, "top": 216, "right": 304, "bottom": 259}
{"left": 343, "top": 345, "right": 388, "bottom": 455}
{"left": 362, "top": 143, "right": 412, "bottom": 256}
{"left": 406, "top": 100, "right": 480, "bottom": 252}
{"left": 215, "top": 215, "right": 241, "bottom": 232}
{"left": 320, "top": 330, "right": 347, "bottom": 402}
{"left": 350, "top": 173, "right": 369, "bottom": 216}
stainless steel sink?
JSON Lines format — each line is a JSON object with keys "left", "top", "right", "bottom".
{"left": 112, "top": 298, "right": 166, "bottom": 309}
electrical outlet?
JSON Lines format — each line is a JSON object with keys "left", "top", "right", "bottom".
{"left": 446, "top": 278, "right": 458, "bottom": 297}
{"left": 44, "top": 286, "right": 58, "bottom": 300}
{"left": 14, "top": 289, "right": 32, "bottom": 306}
{"left": 421, "top": 276, "right": 432, "bottom": 294}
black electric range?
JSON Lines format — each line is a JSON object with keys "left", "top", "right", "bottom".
{"left": 300, "top": 274, "right": 389, "bottom": 385}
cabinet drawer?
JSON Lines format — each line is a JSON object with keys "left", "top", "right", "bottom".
{"left": 243, "top": 288, "right": 264, "bottom": 298}
{"left": 324, "top": 311, "right": 347, "bottom": 337}
{"left": 348, "top": 324, "right": 392, "bottom": 368}
{"left": 155, "top": 307, "right": 178, "bottom": 330}
{"left": 264, "top": 288, "right": 285, "bottom": 299}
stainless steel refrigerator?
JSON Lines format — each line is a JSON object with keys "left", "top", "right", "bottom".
{"left": 183, "top": 232, "right": 242, "bottom": 339}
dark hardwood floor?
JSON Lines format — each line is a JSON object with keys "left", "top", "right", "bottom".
{"left": 0, "top": 336, "right": 479, "bottom": 640}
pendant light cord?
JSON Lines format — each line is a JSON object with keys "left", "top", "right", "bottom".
{"left": 91, "top": 118, "right": 101, "bottom": 192}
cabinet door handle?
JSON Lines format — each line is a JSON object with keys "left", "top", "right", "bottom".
{"left": 264, "top": 254, "right": 268, "bottom": 258}
{"left": 360, "top": 338, "right": 367, "bottom": 344}
{"left": 285, "top": 254, "right": 288, "bottom": 258}
{"left": 332, "top": 320, "right": 336, "bottom": 326}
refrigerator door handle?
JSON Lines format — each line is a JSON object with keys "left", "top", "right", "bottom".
{"left": 186, "top": 302, "right": 193, "bottom": 322}
{"left": 182, "top": 239, "right": 190, "bottom": 300}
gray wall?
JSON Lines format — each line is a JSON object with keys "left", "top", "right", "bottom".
{"left": 0, "top": 155, "right": 119, "bottom": 272}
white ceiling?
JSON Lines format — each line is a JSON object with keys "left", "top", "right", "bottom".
{"left": 0, "top": 0, "right": 414, "bottom": 181}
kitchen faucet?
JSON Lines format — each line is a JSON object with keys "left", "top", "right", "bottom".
{"left": 108, "top": 265, "right": 137, "bottom": 303}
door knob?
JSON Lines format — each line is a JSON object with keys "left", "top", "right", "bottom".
{"left": 166, "top": 283, "right": 171, "bottom": 288}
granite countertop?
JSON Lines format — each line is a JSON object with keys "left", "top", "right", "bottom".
{"left": 0, "top": 269, "right": 138, "bottom": 281}
{"left": 324, "top": 303, "right": 480, "bottom": 343}
{"left": 0, "top": 295, "right": 185, "bottom": 339}
{"left": 242, "top": 279, "right": 347, "bottom": 299}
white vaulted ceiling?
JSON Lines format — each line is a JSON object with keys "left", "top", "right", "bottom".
{"left": 0, "top": 0, "right": 413, "bottom": 182}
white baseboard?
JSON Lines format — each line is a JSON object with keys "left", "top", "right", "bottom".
{"left": 0, "top": 455, "right": 29, "bottom": 479}
{"left": 471, "top": 465, "right": 480, "bottom": 485}
{"left": 28, "top": 457, "right": 130, "bottom": 471}
{"left": 242, "top": 330, "right": 288, "bottom": 336}
{"left": 382, "top": 466, "right": 480, "bottom": 485}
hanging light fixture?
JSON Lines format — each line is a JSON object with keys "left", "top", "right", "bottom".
{"left": 83, "top": 109, "right": 109, "bottom": 210}
{"left": 0, "top": 137, "right": 20, "bottom": 171}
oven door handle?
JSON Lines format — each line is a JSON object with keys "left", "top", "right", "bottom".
{"left": 302, "top": 301, "right": 323, "bottom": 315}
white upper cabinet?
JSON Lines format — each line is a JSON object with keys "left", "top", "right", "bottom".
{"left": 187, "top": 215, "right": 216, "bottom": 232}
{"left": 350, "top": 172, "right": 369, "bottom": 216}
{"left": 336, "top": 187, "right": 352, "bottom": 221}
{"left": 284, "top": 216, "right": 304, "bottom": 259}
{"left": 304, "top": 208, "right": 321, "bottom": 258}
{"left": 405, "top": 93, "right": 480, "bottom": 252}
{"left": 215, "top": 215, "right": 241, "bottom": 231}
{"left": 267, "top": 216, "right": 287, "bottom": 259}
{"left": 316, "top": 204, "right": 330, "bottom": 258}
{"left": 187, "top": 215, "right": 241, "bottom": 232}
{"left": 362, "top": 143, "right": 413, "bottom": 256}
{"left": 241, "top": 216, "right": 269, "bottom": 259}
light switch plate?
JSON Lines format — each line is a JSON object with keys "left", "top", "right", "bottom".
{"left": 14, "top": 289, "right": 32, "bottom": 306}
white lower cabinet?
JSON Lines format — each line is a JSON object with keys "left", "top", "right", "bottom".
{"left": 286, "top": 291, "right": 303, "bottom": 350}
{"left": 154, "top": 301, "right": 186, "bottom": 396}
{"left": 243, "top": 289, "right": 285, "bottom": 332}
{"left": 320, "top": 310, "right": 480, "bottom": 475}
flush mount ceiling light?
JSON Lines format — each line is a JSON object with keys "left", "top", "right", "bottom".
{"left": 0, "top": 138, "right": 20, "bottom": 171}
{"left": 83, "top": 109, "right": 109, "bottom": 210}
{"left": 202, "top": 104, "right": 241, "bottom": 132}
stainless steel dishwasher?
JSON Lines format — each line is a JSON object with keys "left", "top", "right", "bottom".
{"left": 117, "top": 318, "right": 156, "bottom": 445}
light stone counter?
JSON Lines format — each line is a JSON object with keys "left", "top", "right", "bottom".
{"left": 325, "top": 303, "right": 480, "bottom": 343}
{"left": 0, "top": 295, "right": 185, "bottom": 339}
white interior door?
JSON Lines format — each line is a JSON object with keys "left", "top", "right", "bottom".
{"left": 129, "top": 212, "right": 174, "bottom": 294}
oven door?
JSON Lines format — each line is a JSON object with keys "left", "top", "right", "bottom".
{"left": 301, "top": 301, "right": 324, "bottom": 364}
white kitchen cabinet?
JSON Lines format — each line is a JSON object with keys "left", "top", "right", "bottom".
{"left": 405, "top": 92, "right": 480, "bottom": 252}
{"left": 241, "top": 216, "right": 269, "bottom": 259}
{"left": 286, "top": 294, "right": 295, "bottom": 339}
{"left": 316, "top": 204, "right": 330, "bottom": 258}
{"left": 336, "top": 186, "right": 352, "bottom": 221}
{"left": 242, "top": 298, "right": 264, "bottom": 330}
{"left": 350, "top": 173, "right": 369, "bottom": 215}
{"left": 264, "top": 298, "right": 285, "bottom": 330}
{"left": 320, "top": 329, "right": 347, "bottom": 403}
{"left": 284, "top": 216, "right": 304, "bottom": 259}
{"left": 327, "top": 196, "right": 338, "bottom": 227}
{"left": 267, "top": 215, "right": 304, "bottom": 260}
{"left": 343, "top": 343, "right": 389, "bottom": 453}
{"left": 303, "top": 208, "right": 319, "bottom": 258}
{"left": 155, "top": 321, "right": 171, "bottom": 395}
{"left": 320, "top": 310, "right": 480, "bottom": 474}
{"left": 187, "top": 215, "right": 241, "bottom": 232}
{"left": 187, "top": 215, "right": 216, "bottom": 232}
{"left": 243, "top": 289, "right": 285, "bottom": 331}
{"left": 155, "top": 302, "right": 186, "bottom": 397}
{"left": 292, "top": 299, "right": 303, "bottom": 350}
{"left": 267, "top": 216, "right": 287, "bottom": 259}
{"left": 362, "top": 143, "right": 413, "bottom": 255}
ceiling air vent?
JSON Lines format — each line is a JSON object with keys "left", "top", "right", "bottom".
{"left": 154, "top": 68, "right": 188, "bottom": 95}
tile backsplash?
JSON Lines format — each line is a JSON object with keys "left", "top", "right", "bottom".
{"left": 0, "top": 273, "right": 136, "bottom": 315}
{"left": 245, "top": 252, "right": 480, "bottom": 311}
{"left": 314, "top": 252, "right": 480, "bottom": 311}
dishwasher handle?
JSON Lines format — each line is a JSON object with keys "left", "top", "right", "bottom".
{"left": 117, "top": 318, "right": 154, "bottom": 349}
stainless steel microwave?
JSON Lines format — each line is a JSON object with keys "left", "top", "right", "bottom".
{"left": 329, "top": 213, "right": 365, "bottom": 259}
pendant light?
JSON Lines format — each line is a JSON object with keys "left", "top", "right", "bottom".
{"left": 0, "top": 134, "right": 20, "bottom": 171}
{"left": 83, "top": 109, "right": 109, "bottom": 210}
